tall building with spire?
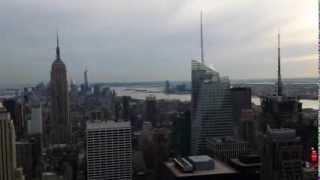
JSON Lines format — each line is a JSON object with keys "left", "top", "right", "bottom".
{"left": 191, "top": 12, "right": 233, "bottom": 154}
{"left": 49, "top": 34, "right": 71, "bottom": 145}
{"left": 260, "top": 33, "right": 301, "bottom": 129}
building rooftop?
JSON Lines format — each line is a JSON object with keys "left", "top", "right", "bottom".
{"left": 207, "top": 136, "right": 247, "bottom": 144}
{"left": 267, "top": 127, "right": 298, "bottom": 141}
{"left": 165, "top": 159, "right": 237, "bottom": 177}
{"left": 188, "top": 155, "right": 213, "bottom": 163}
{"left": 229, "top": 158, "right": 261, "bottom": 168}
{"left": 192, "top": 60, "right": 218, "bottom": 74}
{"left": 87, "top": 120, "right": 131, "bottom": 130}
{"left": 16, "top": 141, "right": 31, "bottom": 145}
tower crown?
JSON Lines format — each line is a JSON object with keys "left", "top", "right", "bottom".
{"left": 52, "top": 33, "right": 66, "bottom": 71}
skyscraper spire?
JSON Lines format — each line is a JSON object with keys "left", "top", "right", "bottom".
{"left": 277, "top": 32, "right": 282, "bottom": 96}
{"left": 84, "top": 68, "right": 89, "bottom": 92}
{"left": 200, "top": 10, "right": 204, "bottom": 64}
{"left": 56, "top": 32, "right": 61, "bottom": 60}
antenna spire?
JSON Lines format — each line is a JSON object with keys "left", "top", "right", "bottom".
{"left": 200, "top": 10, "right": 204, "bottom": 63}
{"left": 277, "top": 31, "right": 282, "bottom": 96}
{"left": 56, "top": 32, "right": 61, "bottom": 60}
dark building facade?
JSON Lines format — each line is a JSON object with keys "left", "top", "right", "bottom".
{"left": 49, "top": 35, "right": 71, "bottom": 145}
{"left": 122, "top": 96, "right": 131, "bottom": 121}
{"left": 2, "top": 99, "right": 26, "bottom": 140}
{"left": 229, "top": 154, "right": 261, "bottom": 180}
{"left": 171, "top": 110, "right": 191, "bottom": 157}
{"left": 206, "top": 137, "right": 250, "bottom": 162}
{"left": 16, "top": 141, "right": 33, "bottom": 180}
{"left": 145, "top": 96, "right": 158, "bottom": 127}
{"left": 261, "top": 96, "right": 302, "bottom": 129}
{"left": 231, "top": 87, "right": 251, "bottom": 125}
{"left": 260, "top": 127, "right": 303, "bottom": 180}
{"left": 239, "top": 109, "right": 257, "bottom": 149}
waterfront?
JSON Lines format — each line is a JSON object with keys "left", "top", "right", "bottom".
{"left": 111, "top": 86, "right": 318, "bottom": 110}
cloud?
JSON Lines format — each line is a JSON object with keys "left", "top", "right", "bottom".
{"left": 0, "top": 0, "right": 317, "bottom": 85}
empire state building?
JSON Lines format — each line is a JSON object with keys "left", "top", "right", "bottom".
{"left": 49, "top": 35, "right": 71, "bottom": 145}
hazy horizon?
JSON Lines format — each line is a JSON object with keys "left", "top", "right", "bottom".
{"left": 0, "top": 77, "right": 317, "bottom": 90}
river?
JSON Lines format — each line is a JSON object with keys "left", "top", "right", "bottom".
{"left": 111, "top": 86, "right": 318, "bottom": 110}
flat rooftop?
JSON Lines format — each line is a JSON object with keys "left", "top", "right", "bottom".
{"left": 87, "top": 120, "right": 131, "bottom": 130}
{"left": 188, "top": 155, "right": 213, "bottom": 163}
{"left": 165, "top": 159, "right": 237, "bottom": 177}
{"left": 207, "top": 136, "right": 247, "bottom": 143}
{"left": 229, "top": 158, "right": 261, "bottom": 167}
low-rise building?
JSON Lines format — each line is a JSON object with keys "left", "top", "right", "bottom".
{"left": 164, "top": 155, "right": 237, "bottom": 180}
{"left": 207, "top": 136, "right": 250, "bottom": 162}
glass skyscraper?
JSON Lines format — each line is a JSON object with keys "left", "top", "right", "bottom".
{"left": 191, "top": 60, "right": 233, "bottom": 155}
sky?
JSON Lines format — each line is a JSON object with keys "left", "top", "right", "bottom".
{"left": 0, "top": 0, "right": 318, "bottom": 84}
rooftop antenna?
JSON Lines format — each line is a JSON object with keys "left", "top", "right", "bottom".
{"left": 200, "top": 10, "right": 204, "bottom": 64}
{"left": 56, "top": 31, "right": 61, "bottom": 60}
{"left": 277, "top": 31, "right": 282, "bottom": 96}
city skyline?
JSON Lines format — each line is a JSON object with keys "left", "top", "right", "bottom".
{"left": 0, "top": 0, "right": 317, "bottom": 84}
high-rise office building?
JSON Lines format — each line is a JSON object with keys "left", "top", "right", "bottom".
{"left": 191, "top": 60, "right": 233, "bottom": 155}
{"left": 122, "top": 96, "right": 131, "bottom": 121}
{"left": 84, "top": 69, "right": 89, "bottom": 93}
{"left": 261, "top": 34, "right": 302, "bottom": 129}
{"left": 16, "top": 141, "right": 33, "bottom": 180}
{"left": 49, "top": 34, "right": 71, "bottom": 145}
{"left": 171, "top": 110, "right": 191, "bottom": 156}
{"left": 260, "top": 127, "right": 303, "bottom": 180}
{"left": 231, "top": 87, "right": 251, "bottom": 125}
{"left": 191, "top": 11, "right": 209, "bottom": 123}
{"left": 145, "top": 95, "right": 158, "bottom": 127}
{"left": 86, "top": 121, "right": 132, "bottom": 180}
{"left": 0, "top": 103, "right": 21, "bottom": 180}
{"left": 29, "top": 101, "right": 42, "bottom": 135}
{"left": 190, "top": 12, "right": 233, "bottom": 155}
{"left": 239, "top": 109, "right": 257, "bottom": 148}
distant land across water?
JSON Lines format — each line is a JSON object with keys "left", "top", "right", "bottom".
{"left": 0, "top": 77, "right": 316, "bottom": 89}
{"left": 0, "top": 77, "right": 317, "bottom": 109}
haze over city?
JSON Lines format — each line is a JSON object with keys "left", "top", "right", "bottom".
{"left": 0, "top": 0, "right": 317, "bottom": 84}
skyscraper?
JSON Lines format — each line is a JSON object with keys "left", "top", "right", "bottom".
{"left": 191, "top": 60, "right": 234, "bottom": 155}
{"left": 190, "top": 12, "right": 233, "bottom": 155}
{"left": 239, "top": 109, "right": 257, "bottom": 148}
{"left": 122, "top": 96, "right": 131, "bottom": 121}
{"left": 231, "top": 87, "right": 251, "bottom": 125}
{"left": 191, "top": 12, "right": 208, "bottom": 121}
{"left": 86, "top": 121, "right": 132, "bottom": 180}
{"left": 0, "top": 103, "right": 18, "bottom": 180}
{"left": 145, "top": 95, "right": 158, "bottom": 127}
{"left": 261, "top": 34, "right": 302, "bottom": 129}
{"left": 29, "top": 100, "right": 42, "bottom": 135}
{"left": 49, "top": 34, "right": 71, "bottom": 145}
{"left": 260, "top": 127, "right": 303, "bottom": 180}
{"left": 172, "top": 110, "right": 191, "bottom": 156}
{"left": 84, "top": 69, "right": 89, "bottom": 93}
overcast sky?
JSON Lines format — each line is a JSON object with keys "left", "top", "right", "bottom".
{"left": 0, "top": 0, "right": 317, "bottom": 84}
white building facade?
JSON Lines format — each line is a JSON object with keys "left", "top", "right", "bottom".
{"left": 86, "top": 121, "right": 132, "bottom": 180}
